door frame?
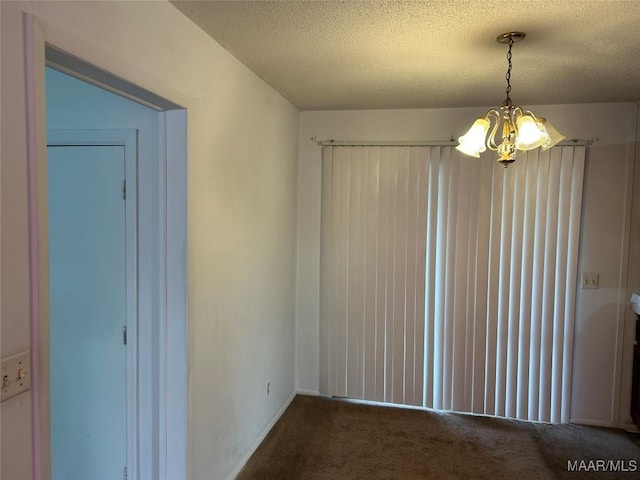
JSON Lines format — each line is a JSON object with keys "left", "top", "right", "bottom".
{"left": 47, "top": 129, "right": 139, "bottom": 477}
{"left": 24, "top": 14, "right": 188, "bottom": 480}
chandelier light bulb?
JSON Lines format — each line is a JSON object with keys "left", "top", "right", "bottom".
{"left": 537, "top": 118, "right": 566, "bottom": 151}
{"left": 515, "top": 115, "right": 545, "bottom": 151}
{"left": 456, "top": 118, "right": 490, "bottom": 158}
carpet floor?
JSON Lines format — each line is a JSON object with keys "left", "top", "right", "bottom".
{"left": 236, "top": 395, "right": 640, "bottom": 480}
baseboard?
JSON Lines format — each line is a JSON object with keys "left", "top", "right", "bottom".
{"left": 225, "top": 391, "right": 297, "bottom": 480}
{"left": 295, "top": 389, "right": 320, "bottom": 396}
{"left": 569, "top": 417, "right": 637, "bottom": 431}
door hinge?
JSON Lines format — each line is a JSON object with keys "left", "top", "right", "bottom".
{"left": 123, "top": 466, "right": 127, "bottom": 480}
{"left": 122, "top": 179, "right": 126, "bottom": 200}
{"left": 123, "top": 326, "right": 127, "bottom": 346}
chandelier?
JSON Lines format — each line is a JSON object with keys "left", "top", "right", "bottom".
{"left": 456, "top": 32, "right": 565, "bottom": 167}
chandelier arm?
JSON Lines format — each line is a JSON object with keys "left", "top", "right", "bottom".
{"left": 522, "top": 109, "right": 540, "bottom": 121}
{"left": 510, "top": 105, "right": 524, "bottom": 140}
{"left": 485, "top": 110, "right": 502, "bottom": 151}
{"left": 511, "top": 105, "right": 525, "bottom": 117}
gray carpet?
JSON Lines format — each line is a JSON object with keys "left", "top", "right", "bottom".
{"left": 237, "top": 394, "right": 640, "bottom": 479}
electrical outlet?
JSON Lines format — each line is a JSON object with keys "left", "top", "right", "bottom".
{"left": 1, "top": 350, "right": 31, "bottom": 402}
{"left": 266, "top": 381, "right": 270, "bottom": 397}
{"left": 581, "top": 272, "right": 599, "bottom": 289}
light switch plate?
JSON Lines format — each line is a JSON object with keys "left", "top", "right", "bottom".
{"left": 1, "top": 350, "right": 31, "bottom": 402}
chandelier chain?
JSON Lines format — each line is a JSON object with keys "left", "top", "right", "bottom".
{"left": 503, "top": 36, "right": 514, "bottom": 107}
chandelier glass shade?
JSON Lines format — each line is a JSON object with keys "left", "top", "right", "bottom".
{"left": 456, "top": 32, "right": 565, "bottom": 166}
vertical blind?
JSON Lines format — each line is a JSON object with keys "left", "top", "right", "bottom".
{"left": 320, "top": 146, "right": 430, "bottom": 406}
{"left": 320, "top": 145, "right": 586, "bottom": 423}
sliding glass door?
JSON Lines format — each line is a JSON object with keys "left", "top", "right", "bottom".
{"left": 320, "top": 145, "right": 586, "bottom": 423}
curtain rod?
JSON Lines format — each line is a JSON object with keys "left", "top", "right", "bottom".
{"left": 315, "top": 138, "right": 596, "bottom": 147}
{"left": 316, "top": 139, "right": 456, "bottom": 146}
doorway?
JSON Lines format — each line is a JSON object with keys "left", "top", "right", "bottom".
{"left": 35, "top": 46, "right": 188, "bottom": 479}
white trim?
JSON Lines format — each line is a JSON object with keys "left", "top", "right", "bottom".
{"left": 612, "top": 143, "right": 636, "bottom": 425}
{"left": 159, "top": 110, "right": 188, "bottom": 480}
{"left": 47, "top": 129, "right": 139, "bottom": 480}
{"left": 24, "top": 13, "right": 50, "bottom": 480}
{"left": 569, "top": 417, "right": 638, "bottom": 431}
{"left": 295, "top": 389, "right": 320, "bottom": 396}
{"left": 224, "top": 392, "right": 297, "bottom": 480}
{"left": 45, "top": 45, "right": 181, "bottom": 112}
{"left": 623, "top": 423, "right": 640, "bottom": 433}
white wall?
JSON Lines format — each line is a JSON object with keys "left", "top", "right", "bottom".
{"left": 1, "top": 2, "right": 298, "bottom": 480}
{"left": 296, "top": 103, "right": 639, "bottom": 428}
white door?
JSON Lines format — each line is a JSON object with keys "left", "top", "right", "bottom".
{"left": 48, "top": 144, "right": 129, "bottom": 480}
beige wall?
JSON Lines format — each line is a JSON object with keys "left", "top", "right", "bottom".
{"left": 296, "top": 103, "right": 639, "bottom": 428}
{"left": 0, "top": 2, "right": 298, "bottom": 479}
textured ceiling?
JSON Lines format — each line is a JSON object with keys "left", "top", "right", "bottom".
{"left": 170, "top": 0, "right": 640, "bottom": 110}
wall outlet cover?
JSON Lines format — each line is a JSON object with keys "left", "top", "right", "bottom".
{"left": 581, "top": 272, "right": 599, "bottom": 289}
